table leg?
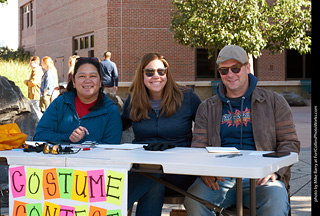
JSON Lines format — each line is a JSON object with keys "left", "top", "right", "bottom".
{"left": 236, "top": 178, "right": 243, "bottom": 216}
{"left": 250, "top": 179, "right": 256, "bottom": 216}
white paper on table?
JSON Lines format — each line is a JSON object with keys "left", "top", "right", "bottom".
{"left": 95, "top": 143, "right": 147, "bottom": 150}
{"left": 206, "top": 147, "right": 240, "bottom": 153}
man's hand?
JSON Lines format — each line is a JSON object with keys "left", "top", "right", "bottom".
{"left": 256, "top": 173, "right": 278, "bottom": 186}
{"left": 69, "top": 126, "right": 89, "bottom": 143}
{"left": 201, "top": 176, "right": 225, "bottom": 190}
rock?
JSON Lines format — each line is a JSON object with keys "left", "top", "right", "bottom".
{"left": 105, "top": 93, "right": 125, "bottom": 114}
{"left": 0, "top": 76, "right": 39, "bottom": 140}
{"left": 280, "top": 91, "right": 308, "bottom": 106}
{"left": 105, "top": 93, "right": 135, "bottom": 143}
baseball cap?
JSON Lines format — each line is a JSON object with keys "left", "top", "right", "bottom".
{"left": 216, "top": 45, "right": 249, "bottom": 65}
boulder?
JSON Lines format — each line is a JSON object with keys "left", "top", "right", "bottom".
{"left": 0, "top": 76, "right": 39, "bottom": 140}
{"left": 105, "top": 93, "right": 135, "bottom": 143}
{"left": 280, "top": 91, "right": 308, "bottom": 106}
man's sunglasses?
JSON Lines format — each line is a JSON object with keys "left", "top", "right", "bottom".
{"left": 143, "top": 68, "right": 167, "bottom": 77}
{"left": 218, "top": 64, "right": 245, "bottom": 75}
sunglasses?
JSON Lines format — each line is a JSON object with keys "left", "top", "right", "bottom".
{"left": 143, "top": 68, "right": 167, "bottom": 77}
{"left": 218, "top": 64, "right": 245, "bottom": 75}
{"left": 43, "top": 143, "right": 80, "bottom": 155}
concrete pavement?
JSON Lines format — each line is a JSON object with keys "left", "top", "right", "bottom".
{"left": 288, "top": 103, "right": 312, "bottom": 216}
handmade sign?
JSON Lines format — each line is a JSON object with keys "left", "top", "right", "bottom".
{"left": 9, "top": 166, "right": 127, "bottom": 216}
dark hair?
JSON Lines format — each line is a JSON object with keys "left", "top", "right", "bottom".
{"left": 66, "top": 57, "right": 104, "bottom": 110}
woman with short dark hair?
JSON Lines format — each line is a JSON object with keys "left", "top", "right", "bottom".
{"left": 34, "top": 57, "right": 122, "bottom": 144}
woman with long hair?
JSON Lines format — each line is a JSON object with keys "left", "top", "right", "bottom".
{"left": 122, "top": 53, "right": 202, "bottom": 215}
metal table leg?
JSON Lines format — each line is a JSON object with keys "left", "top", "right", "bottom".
{"left": 250, "top": 179, "right": 256, "bottom": 216}
{"left": 236, "top": 178, "right": 243, "bottom": 216}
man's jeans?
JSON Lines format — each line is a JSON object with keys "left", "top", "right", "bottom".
{"left": 128, "top": 172, "right": 196, "bottom": 216}
{"left": 184, "top": 177, "right": 289, "bottom": 216}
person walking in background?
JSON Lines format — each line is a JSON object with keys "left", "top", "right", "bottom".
{"left": 65, "top": 55, "right": 80, "bottom": 92}
{"left": 24, "top": 56, "right": 43, "bottom": 118}
{"left": 67, "top": 55, "right": 80, "bottom": 83}
{"left": 39, "top": 56, "right": 59, "bottom": 113}
{"left": 100, "top": 51, "right": 118, "bottom": 95}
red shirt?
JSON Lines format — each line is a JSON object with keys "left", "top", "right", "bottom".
{"left": 75, "top": 95, "right": 97, "bottom": 118}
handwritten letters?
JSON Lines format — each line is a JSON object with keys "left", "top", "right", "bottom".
{"left": 9, "top": 166, "right": 125, "bottom": 216}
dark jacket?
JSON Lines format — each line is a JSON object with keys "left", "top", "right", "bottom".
{"left": 34, "top": 92, "right": 122, "bottom": 144}
{"left": 122, "top": 89, "right": 202, "bottom": 147}
{"left": 192, "top": 76, "right": 300, "bottom": 189}
{"left": 100, "top": 59, "right": 118, "bottom": 87}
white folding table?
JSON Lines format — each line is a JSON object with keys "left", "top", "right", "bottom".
{"left": 0, "top": 147, "right": 299, "bottom": 216}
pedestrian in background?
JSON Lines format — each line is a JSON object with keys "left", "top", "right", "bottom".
{"left": 24, "top": 56, "right": 43, "bottom": 118}
{"left": 67, "top": 55, "right": 80, "bottom": 83}
{"left": 39, "top": 56, "right": 59, "bottom": 113}
{"left": 100, "top": 51, "right": 118, "bottom": 95}
{"left": 65, "top": 55, "right": 80, "bottom": 92}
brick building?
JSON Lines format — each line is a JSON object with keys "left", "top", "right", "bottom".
{"left": 18, "top": 0, "right": 311, "bottom": 99}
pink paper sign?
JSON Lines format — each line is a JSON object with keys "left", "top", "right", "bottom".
{"left": 9, "top": 166, "right": 26, "bottom": 198}
{"left": 87, "top": 169, "right": 106, "bottom": 202}
{"left": 59, "top": 205, "right": 75, "bottom": 216}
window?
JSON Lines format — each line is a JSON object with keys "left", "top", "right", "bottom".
{"left": 73, "top": 33, "right": 95, "bottom": 56}
{"left": 286, "top": 34, "right": 311, "bottom": 80}
{"left": 85, "top": 37, "right": 89, "bottom": 49}
{"left": 196, "top": 48, "right": 220, "bottom": 80}
{"left": 90, "top": 35, "right": 94, "bottom": 48}
{"left": 286, "top": 50, "right": 311, "bottom": 80}
{"left": 21, "top": 1, "right": 33, "bottom": 30}
{"left": 80, "top": 38, "right": 84, "bottom": 49}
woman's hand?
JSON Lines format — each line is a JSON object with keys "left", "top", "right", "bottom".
{"left": 69, "top": 126, "right": 89, "bottom": 143}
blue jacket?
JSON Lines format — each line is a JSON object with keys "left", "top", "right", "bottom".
{"left": 33, "top": 92, "right": 122, "bottom": 144}
{"left": 122, "top": 89, "right": 202, "bottom": 147}
{"left": 40, "top": 69, "right": 57, "bottom": 96}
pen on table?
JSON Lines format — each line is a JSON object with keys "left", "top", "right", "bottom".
{"left": 216, "top": 154, "right": 243, "bottom": 158}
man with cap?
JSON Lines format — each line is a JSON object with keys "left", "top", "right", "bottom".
{"left": 184, "top": 45, "right": 300, "bottom": 215}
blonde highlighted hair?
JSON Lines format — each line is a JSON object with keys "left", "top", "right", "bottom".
{"left": 128, "top": 53, "right": 184, "bottom": 121}
{"left": 42, "top": 56, "right": 59, "bottom": 86}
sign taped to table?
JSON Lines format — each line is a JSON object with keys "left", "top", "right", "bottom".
{"left": 8, "top": 165, "right": 127, "bottom": 216}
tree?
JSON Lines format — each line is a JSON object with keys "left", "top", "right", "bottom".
{"left": 170, "top": 0, "right": 311, "bottom": 59}
{"left": 0, "top": 0, "right": 8, "bottom": 4}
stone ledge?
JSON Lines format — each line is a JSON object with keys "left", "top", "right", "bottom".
{"left": 118, "top": 80, "right": 302, "bottom": 87}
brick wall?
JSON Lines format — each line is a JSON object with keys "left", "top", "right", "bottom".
{"left": 32, "top": 0, "right": 195, "bottom": 83}
{"left": 256, "top": 50, "right": 286, "bottom": 81}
